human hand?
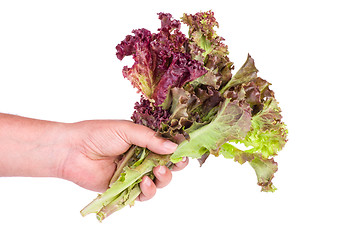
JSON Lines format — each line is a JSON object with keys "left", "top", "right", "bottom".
{"left": 59, "top": 120, "right": 188, "bottom": 201}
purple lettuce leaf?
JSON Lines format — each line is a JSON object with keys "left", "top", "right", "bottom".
{"left": 131, "top": 96, "right": 170, "bottom": 131}
{"left": 152, "top": 52, "right": 207, "bottom": 105}
{"left": 116, "top": 13, "right": 207, "bottom": 106}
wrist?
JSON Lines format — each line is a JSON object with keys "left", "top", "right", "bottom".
{"left": 36, "top": 121, "right": 73, "bottom": 179}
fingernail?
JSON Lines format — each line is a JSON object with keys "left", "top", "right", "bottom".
{"left": 163, "top": 140, "right": 178, "bottom": 151}
{"left": 182, "top": 157, "right": 187, "bottom": 163}
{"left": 158, "top": 166, "right": 167, "bottom": 175}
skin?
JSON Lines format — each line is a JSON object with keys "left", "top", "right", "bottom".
{"left": 0, "top": 113, "right": 188, "bottom": 202}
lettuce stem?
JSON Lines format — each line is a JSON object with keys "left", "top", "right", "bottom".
{"left": 109, "top": 145, "right": 137, "bottom": 186}
{"left": 80, "top": 157, "right": 156, "bottom": 217}
{"left": 96, "top": 185, "right": 141, "bottom": 222}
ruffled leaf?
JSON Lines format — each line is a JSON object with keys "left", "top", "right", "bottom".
{"left": 241, "top": 98, "right": 288, "bottom": 158}
{"left": 170, "top": 98, "right": 252, "bottom": 162}
{"left": 182, "top": 10, "right": 234, "bottom": 90}
{"left": 116, "top": 13, "right": 207, "bottom": 105}
{"left": 131, "top": 97, "right": 170, "bottom": 131}
{"left": 220, "top": 143, "right": 278, "bottom": 192}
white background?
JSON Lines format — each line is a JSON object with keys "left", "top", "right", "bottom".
{"left": 1, "top": 0, "right": 361, "bottom": 239}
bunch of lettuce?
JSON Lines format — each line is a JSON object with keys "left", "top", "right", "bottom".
{"left": 81, "top": 11, "right": 288, "bottom": 221}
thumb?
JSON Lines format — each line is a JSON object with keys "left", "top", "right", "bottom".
{"left": 117, "top": 120, "right": 178, "bottom": 155}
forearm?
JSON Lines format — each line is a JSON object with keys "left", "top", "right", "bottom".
{"left": 0, "top": 113, "right": 69, "bottom": 178}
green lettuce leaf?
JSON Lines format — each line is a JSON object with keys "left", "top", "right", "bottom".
{"left": 220, "top": 143, "right": 278, "bottom": 192}
{"left": 219, "top": 95, "right": 287, "bottom": 192}
{"left": 241, "top": 98, "right": 288, "bottom": 158}
{"left": 170, "top": 98, "right": 252, "bottom": 162}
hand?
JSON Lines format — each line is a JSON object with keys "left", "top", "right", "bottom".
{"left": 59, "top": 120, "right": 188, "bottom": 201}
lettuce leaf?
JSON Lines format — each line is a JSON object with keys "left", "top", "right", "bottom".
{"left": 170, "top": 98, "right": 252, "bottom": 162}
{"left": 182, "top": 10, "right": 234, "bottom": 90}
{"left": 131, "top": 96, "right": 170, "bottom": 131}
{"left": 220, "top": 54, "right": 258, "bottom": 94}
{"left": 242, "top": 98, "right": 288, "bottom": 157}
{"left": 116, "top": 13, "right": 207, "bottom": 106}
{"left": 220, "top": 143, "right": 278, "bottom": 192}
{"left": 219, "top": 94, "right": 287, "bottom": 192}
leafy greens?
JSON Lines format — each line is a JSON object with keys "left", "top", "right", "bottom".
{"left": 81, "top": 10, "right": 288, "bottom": 221}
